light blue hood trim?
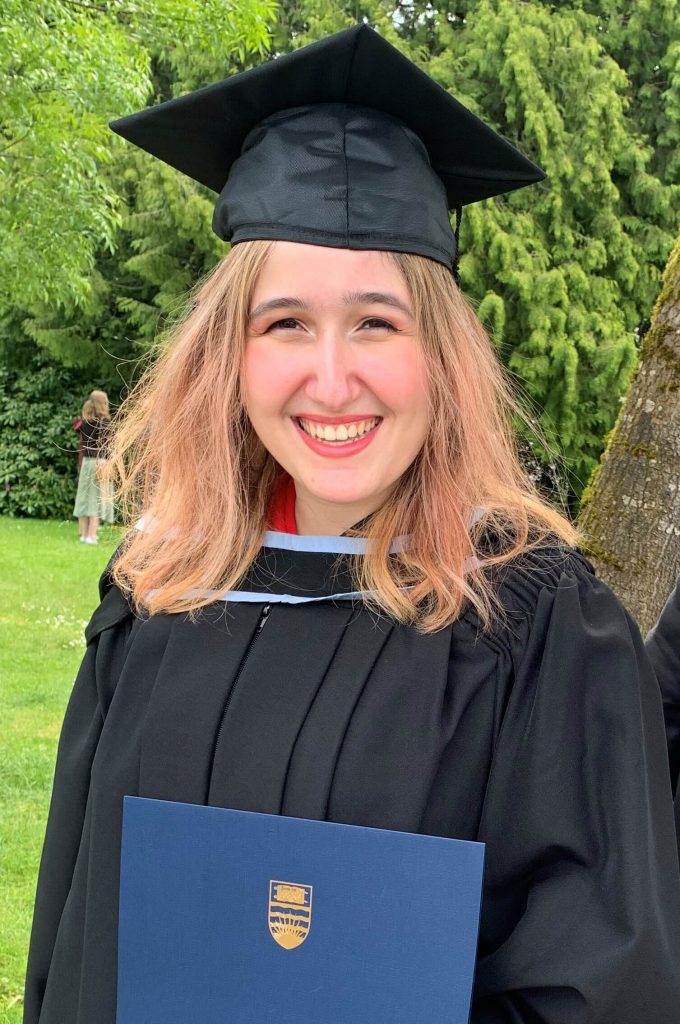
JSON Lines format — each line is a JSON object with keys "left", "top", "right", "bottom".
{"left": 215, "top": 589, "right": 372, "bottom": 604}
{"left": 262, "top": 531, "right": 407, "bottom": 555}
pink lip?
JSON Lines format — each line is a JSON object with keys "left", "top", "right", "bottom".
{"left": 293, "top": 413, "right": 382, "bottom": 424}
{"left": 292, "top": 417, "right": 381, "bottom": 459}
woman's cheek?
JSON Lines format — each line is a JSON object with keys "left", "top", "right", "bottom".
{"left": 243, "top": 341, "right": 307, "bottom": 414}
{"left": 363, "top": 349, "right": 428, "bottom": 409}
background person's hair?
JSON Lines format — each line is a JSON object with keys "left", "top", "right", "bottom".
{"left": 107, "top": 241, "right": 577, "bottom": 632}
{"left": 82, "top": 389, "right": 110, "bottom": 421}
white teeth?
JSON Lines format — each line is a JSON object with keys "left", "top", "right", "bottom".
{"left": 298, "top": 417, "right": 380, "bottom": 443}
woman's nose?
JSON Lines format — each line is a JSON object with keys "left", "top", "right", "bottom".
{"left": 303, "top": 334, "right": 361, "bottom": 409}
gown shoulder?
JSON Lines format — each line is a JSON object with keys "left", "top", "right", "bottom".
{"left": 459, "top": 543, "right": 604, "bottom": 662}
{"left": 84, "top": 562, "right": 135, "bottom": 645}
{"left": 466, "top": 545, "right": 680, "bottom": 1023}
{"left": 487, "top": 542, "right": 596, "bottom": 612}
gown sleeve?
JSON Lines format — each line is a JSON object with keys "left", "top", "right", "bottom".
{"left": 645, "top": 577, "right": 680, "bottom": 797}
{"left": 472, "top": 553, "right": 680, "bottom": 1024}
{"left": 23, "top": 578, "right": 132, "bottom": 1024}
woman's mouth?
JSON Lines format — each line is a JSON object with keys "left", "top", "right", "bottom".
{"left": 293, "top": 416, "right": 383, "bottom": 457}
{"left": 296, "top": 416, "right": 381, "bottom": 444}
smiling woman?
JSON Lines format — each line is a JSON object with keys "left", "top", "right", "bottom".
{"left": 24, "top": 24, "right": 680, "bottom": 1024}
{"left": 104, "top": 238, "right": 572, "bottom": 629}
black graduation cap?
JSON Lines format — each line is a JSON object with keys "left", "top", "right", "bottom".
{"left": 110, "top": 25, "right": 545, "bottom": 272}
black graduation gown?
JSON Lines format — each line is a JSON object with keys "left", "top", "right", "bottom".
{"left": 24, "top": 535, "right": 680, "bottom": 1024}
{"left": 646, "top": 576, "right": 680, "bottom": 832}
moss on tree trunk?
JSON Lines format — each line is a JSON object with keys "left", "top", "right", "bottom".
{"left": 579, "top": 235, "right": 680, "bottom": 633}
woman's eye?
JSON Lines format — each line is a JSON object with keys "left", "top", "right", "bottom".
{"left": 361, "top": 318, "right": 397, "bottom": 331}
{"left": 261, "top": 317, "right": 397, "bottom": 333}
{"left": 266, "top": 318, "right": 302, "bottom": 331}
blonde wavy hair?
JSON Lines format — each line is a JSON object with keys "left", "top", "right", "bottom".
{"left": 82, "top": 389, "right": 110, "bottom": 421}
{"left": 108, "top": 240, "right": 577, "bottom": 632}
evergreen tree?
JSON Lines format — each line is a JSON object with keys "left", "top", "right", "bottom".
{"left": 565, "top": 0, "right": 679, "bottom": 185}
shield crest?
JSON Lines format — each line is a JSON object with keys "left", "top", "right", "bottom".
{"left": 268, "top": 880, "right": 313, "bottom": 949}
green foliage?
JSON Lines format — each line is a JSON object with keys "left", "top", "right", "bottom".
{"left": 0, "top": 342, "right": 116, "bottom": 519}
{"left": 569, "top": 0, "right": 679, "bottom": 184}
{"left": 0, "top": 0, "right": 275, "bottom": 320}
{"left": 13, "top": 0, "right": 275, "bottom": 357}
{"left": 453, "top": 0, "right": 652, "bottom": 484}
{"left": 142, "top": 0, "right": 276, "bottom": 91}
{"left": 113, "top": 156, "right": 224, "bottom": 345}
{"left": 0, "top": 1, "right": 150, "bottom": 313}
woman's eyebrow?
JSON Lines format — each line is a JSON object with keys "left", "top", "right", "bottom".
{"left": 248, "top": 297, "right": 308, "bottom": 320}
{"left": 248, "top": 291, "right": 413, "bottom": 321}
{"left": 343, "top": 291, "right": 413, "bottom": 315}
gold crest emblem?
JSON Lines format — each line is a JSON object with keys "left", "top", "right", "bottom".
{"left": 268, "top": 880, "right": 313, "bottom": 949}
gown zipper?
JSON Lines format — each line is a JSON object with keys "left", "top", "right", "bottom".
{"left": 213, "top": 603, "right": 271, "bottom": 752}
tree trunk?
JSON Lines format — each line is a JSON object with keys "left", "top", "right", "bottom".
{"left": 579, "top": 236, "right": 680, "bottom": 634}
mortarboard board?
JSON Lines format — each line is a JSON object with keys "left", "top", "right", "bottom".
{"left": 110, "top": 25, "right": 545, "bottom": 272}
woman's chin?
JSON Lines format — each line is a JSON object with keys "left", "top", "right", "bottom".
{"left": 307, "top": 488, "right": 376, "bottom": 510}
{"left": 294, "top": 476, "right": 385, "bottom": 518}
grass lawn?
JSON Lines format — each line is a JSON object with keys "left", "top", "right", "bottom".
{"left": 0, "top": 519, "right": 121, "bottom": 1024}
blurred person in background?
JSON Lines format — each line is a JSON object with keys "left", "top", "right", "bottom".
{"left": 72, "top": 389, "right": 114, "bottom": 544}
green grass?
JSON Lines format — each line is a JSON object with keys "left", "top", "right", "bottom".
{"left": 0, "top": 519, "right": 121, "bottom": 1024}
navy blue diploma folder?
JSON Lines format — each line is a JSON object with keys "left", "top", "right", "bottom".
{"left": 117, "top": 796, "right": 484, "bottom": 1024}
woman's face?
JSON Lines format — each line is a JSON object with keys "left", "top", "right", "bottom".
{"left": 241, "top": 242, "right": 430, "bottom": 533}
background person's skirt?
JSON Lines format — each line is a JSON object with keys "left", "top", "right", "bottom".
{"left": 73, "top": 458, "right": 115, "bottom": 522}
